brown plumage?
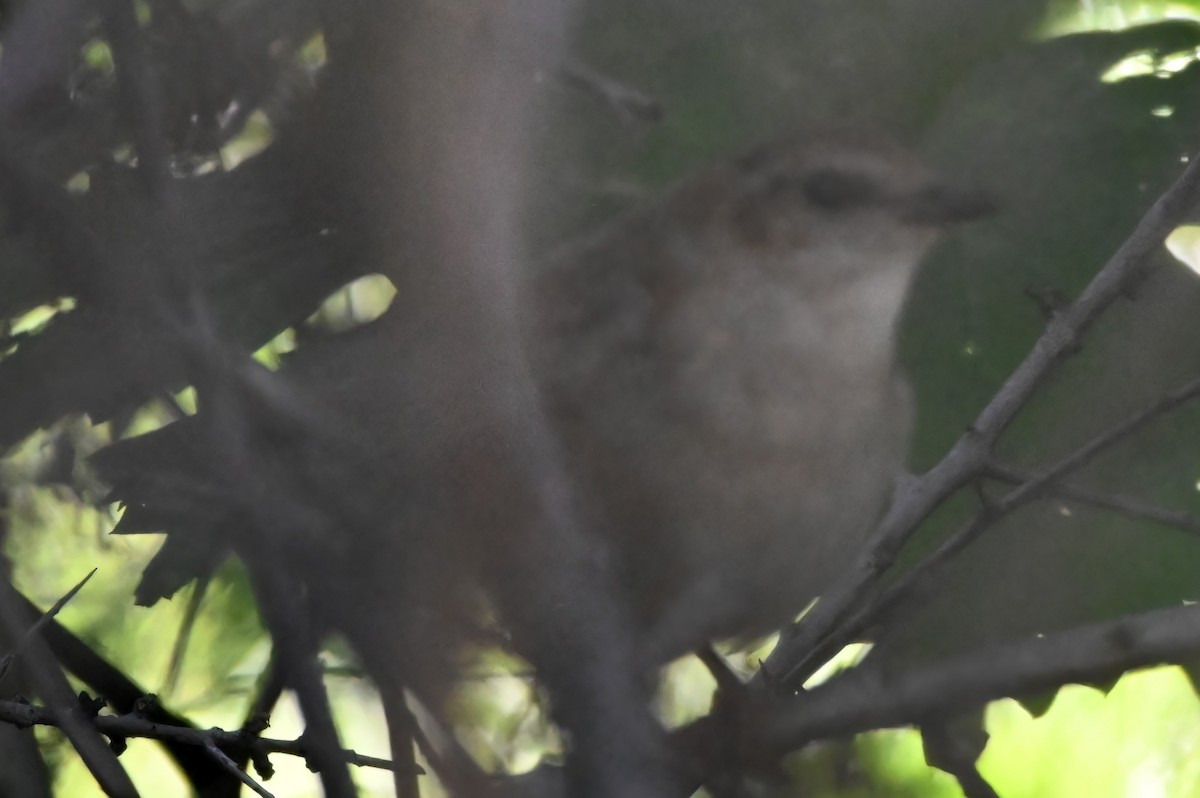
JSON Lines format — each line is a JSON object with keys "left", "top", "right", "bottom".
{"left": 528, "top": 135, "right": 991, "bottom": 662}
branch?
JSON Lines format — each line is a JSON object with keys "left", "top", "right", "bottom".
{"left": 671, "top": 602, "right": 1200, "bottom": 795}
{"left": 99, "top": 2, "right": 358, "bottom": 792}
{"left": 202, "top": 740, "right": 275, "bottom": 798}
{"left": 764, "top": 141, "right": 1200, "bottom": 685}
{"left": 777, "top": 373, "right": 1200, "bottom": 686}
{"left": 0, "top": 573, "right": 137, "bottom": 798}
{"left": 761, "top": 602, "right": 1200, "bottom": 754}
{"left": 0, "top": 699, "right": 412, "bottom": 776}
{"left": 11, "top": 589, "right": 242, "bottom": 794}
{"left": 160, "top": 575, "right": 208, "bottom": 698}
{"left": 985, "top": 462, "right": 1200, "bottom": 536}
{"left": 920, "top": 718, "right": 999, "bottom": 798}
{"left": 0, "top": 568, "right": 95, "bottom": 685}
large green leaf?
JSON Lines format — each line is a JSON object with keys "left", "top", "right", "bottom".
{"left": 875, "top": 21, "right": 1200, "bottom": 666}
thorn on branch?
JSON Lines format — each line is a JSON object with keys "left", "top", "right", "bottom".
{"left": 1022, "top": 285, "right": 1070, "bottom": 322}
{"left": 132, "top": 693, "right": 161, "bottom": 717}
{"left": 240, "top": 711, "right": 271, "bottom": 738}
{"left": 251, "top": 748, "right": 276, "bottom": 781}
{"left": 757, "top": 658, "right": 793, "bottom": 696}
{"left": 109, "top": 735, "right": 128, "bottom": 756}
{"left": 0, "top": 568, "right": 97, "bottom": 686}
{"left": 984, "top": 461, "right": 1200, "bottom": 538}
{"left": 920, "top": 715, "right": 999, "bottom": 798}
{"left": 76, "top": 690, "right": 106, "bottom": 718}
{"left": 1079, "top": 673, "right": 1122, "bottom": 695}
{"left": 299, "top": 730, "right": 321, "bottom": 773}
{"left": 1014, "top": 689, "right": 1056, "bottom": 719}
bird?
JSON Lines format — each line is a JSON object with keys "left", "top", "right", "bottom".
{"left": 526, "top": 133, "right": 992, "bottom": 664}
{"left": 90, "top": 133, "right": 990, "bottom": 676}
{"left": 83, "top": 131, "right": 991, "bottom": 798}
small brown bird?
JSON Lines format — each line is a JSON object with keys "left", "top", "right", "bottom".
{"left": 92, "top": 133, "right": 990, "bottom": 685}
{"left": 528, "top": 134, "right": 992, "bottom": 663}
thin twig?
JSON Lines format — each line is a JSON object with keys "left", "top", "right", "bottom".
{"left": 0, "top": 568, "right": 96, "bottom": 685}
{"left": 909, "top": 372, "right": 1200, "bottom": 570}
{"left": 0, "top": 572, "right": 137, "bottom": 797}
{"left": 696, "top": 646, "right": 744, "bottom": 696}
{"left": 882, "top": 373, "right": 1200, "bottom": 609}
{"left": 673, "top": 602, "right": 1200, "bottom": 795}
{"left": 779, "top": 373, "right": 1200, "bottom": 686}
{"left": 760, "top": 602, "right": 1200, "bottom": 754}
{"left": 385, "top": 688, "right": 422, "bottom": 798}
{"left": 762, "top": 140, "right": 1200, "bottom": 687}
{"left": 985, "top": 462, "right": 1200, "bottom": 536}
{"left": 102, "top": 0, "right": 358, "bottom": 792}
{"left": 162, "top": 576, "right": 208, "bottom": 698}
{"left": 11, "top": 587, "right": 241, "bottom": 793}
{"left": 400, "top": 689, "right": 497, "bottom": 796}
{"left": 0, "top": 699, "right": 412, "bottom": 774}
{"left": 920, "top": 720, "right": 999, "bottom": 798}
{"left": 203, "top": 738, "right": 275, "bottom": 798}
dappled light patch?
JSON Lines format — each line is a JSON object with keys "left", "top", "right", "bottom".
{"left": 303, "top": 274, "right": 397, "bottom": 335}
{"left": 1166, "top": 225, "right": 1200, "bottom": 276}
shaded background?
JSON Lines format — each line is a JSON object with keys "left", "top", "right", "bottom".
{"left": 3, "top": 0, "right": 1200, "bottom": 795}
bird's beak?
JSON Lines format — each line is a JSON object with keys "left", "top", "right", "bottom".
{"left": 900, "top": 184, "right": 997, "bottom": 226}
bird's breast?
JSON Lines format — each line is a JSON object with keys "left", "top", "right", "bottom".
{"left": 658, "top": 274, "right": 901, "bottom": 448}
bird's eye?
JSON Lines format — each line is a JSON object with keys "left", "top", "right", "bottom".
{"left": 791, "top": 169, "right": 881, "bottom": 210}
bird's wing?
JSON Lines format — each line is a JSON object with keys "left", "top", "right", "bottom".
{"left": 527, "top": 213, "right": 679, "bottom": 401}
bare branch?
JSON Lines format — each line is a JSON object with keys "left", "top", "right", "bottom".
{"left": 985, "top": 462, "right": 1200, "bottom": 537}
{"left": 920, "top": 719, "right": 999, "bottom": 798}
{"left": 0, "top": 698, "right": 411, "bottom": 775}
{"left": 778, "top": 373, "right": 1200, "bottom": 686}
{"left": 160, "top": 576, "right": 208, "bottom": 698}
{"left": 761, "top": 602, "right": 1200, "bottom": 754}
{"left": 0, "top": 573, "right": 137, "bottom": 798}
{"left": 202, "top": 739, "right": 276, "bottom": 798}
{"left": 671, "top": 602, "right": 1200, "bottom": 795}
{"left": 0, "top": 568, "right": 95, "bottom": 685}
{"left": 764, "top": 140, "right": 1200, "bottom": 685}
